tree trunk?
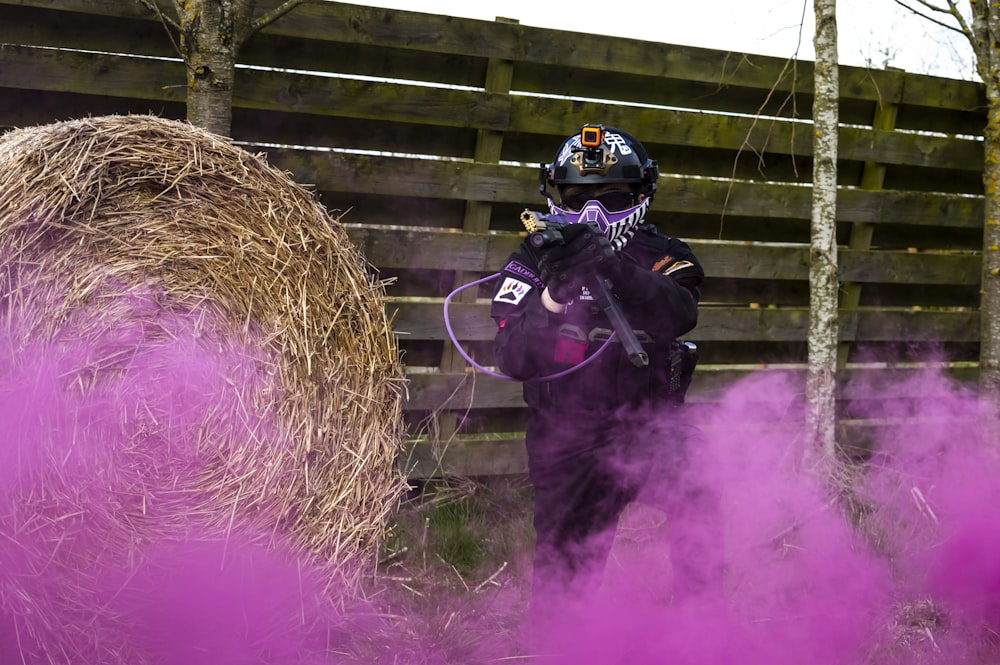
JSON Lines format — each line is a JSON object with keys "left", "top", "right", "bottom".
{"left": 177, "top": 0, "right": 247, "bottom": 136}
{"left": 978, "top": 86, "right": 1000, "bottom": 434}
{"left": 807, "top": 0, "right": 840, "bottom": 463}
{"left": 974, "top": 8, "right": 1000, "bottom": 417}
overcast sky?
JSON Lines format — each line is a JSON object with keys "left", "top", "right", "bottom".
{"left": 349, "top": 0, "right": 977, "bottom": 81}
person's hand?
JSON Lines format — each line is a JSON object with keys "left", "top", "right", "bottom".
{"left": 538, "top": 224, "right": 617, "bottom": 304}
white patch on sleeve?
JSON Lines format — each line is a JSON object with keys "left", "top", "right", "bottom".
{"left": 494, "top": 277, "right": 532, "bottom": 305}
{"left": 662, "top": 260, "right": 695, "bottom": 276}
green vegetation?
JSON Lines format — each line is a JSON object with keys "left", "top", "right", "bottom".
{"left": 332, "top": 477, "right": 537, "bottom": 664}
{"left": 380, "top": 475, "right": 535, "bottom": 583}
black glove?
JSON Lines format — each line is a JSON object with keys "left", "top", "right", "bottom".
{"left": 538, "top": 224, "right": 617, "bottom": 304}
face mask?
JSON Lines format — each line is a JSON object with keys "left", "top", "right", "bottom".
{"left": 548, "top": 196, "right": 651, "bottom": 251}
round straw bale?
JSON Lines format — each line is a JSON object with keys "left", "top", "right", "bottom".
{"left": 0, "top": 115, "right": 407, "bottom": 660}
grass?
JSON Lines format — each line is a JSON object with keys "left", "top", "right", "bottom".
{"left": 380, "top": 474, "right": 536, "bottom": 593}
{"left": 331, "top": 475, "right": 538, "bottom": 664}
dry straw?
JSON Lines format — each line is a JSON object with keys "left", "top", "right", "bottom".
{"left": 0, "top": 115, "right": 407, "bottom": 660}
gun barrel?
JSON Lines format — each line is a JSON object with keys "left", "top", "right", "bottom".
{"left": 592, "top": 277, "right": 649, "bottom": 367}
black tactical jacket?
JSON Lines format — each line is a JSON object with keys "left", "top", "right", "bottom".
{"left": 490, "top": 224, "right": 704, "bottom": 411}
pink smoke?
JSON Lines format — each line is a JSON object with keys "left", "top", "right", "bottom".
{"left": 0, "top": 295, "right": 352, "bottom": 664}
{"left": 525, "top": 368, "right": 1000, "bottom": 665}
{"left": 3, "top": 289, "right": 1000, "bottom": 665}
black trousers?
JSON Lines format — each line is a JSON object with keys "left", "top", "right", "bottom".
{"left": 525, "top": 404, "right": 722, "bottom": 615}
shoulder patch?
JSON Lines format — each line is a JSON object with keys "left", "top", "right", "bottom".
{"left": 652, "top": 255, "right": 673, "bottom": 272}
{"left": 504, "top": 260, "right": 544, "bottom": 290}
{"left": 494, "top": 277, "right": 532, "bottom": 305}
{"left": 662, "top": 259, "right": 695, "bottom": 276}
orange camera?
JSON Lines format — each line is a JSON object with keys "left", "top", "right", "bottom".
{"left": 580, "top": 124, "right": 603, "bottom": 147}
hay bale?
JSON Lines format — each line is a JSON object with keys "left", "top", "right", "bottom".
{"left": 0, "top": 115, "right": 407, "bottom": 661}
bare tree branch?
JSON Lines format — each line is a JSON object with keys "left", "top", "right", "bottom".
{"left": 897, "top": 0, "right": 953, "bottom": 14}
{"left": 135, "top": 0, "right": 191, "bottom": 67}
{"left": 943, "top": 0, "right": 974, "bottom": 38}
{"left": 250, "top": 0, "right": 307, "bottom": 34}
{"left": 892, "top": 0, "right": 967, "bottom": 34}
{"left": 135, "top": 0, "right": 180, "bottom": 31}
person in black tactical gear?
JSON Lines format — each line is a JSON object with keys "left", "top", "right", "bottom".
{"left": 490, "top": 125, "right": 722, "bottom": 623}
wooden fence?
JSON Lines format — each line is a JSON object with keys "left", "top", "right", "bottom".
{"left": 0, "top": 0, "right": 987, "bottom": 476}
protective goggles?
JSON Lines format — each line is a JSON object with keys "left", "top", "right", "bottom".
{"left": 559, "top": 188, "right": 636, "bottom": 213}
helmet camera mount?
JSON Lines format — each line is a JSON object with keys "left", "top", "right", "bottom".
{"left": 572, "top": 123, "right": 616, "bottom": 176}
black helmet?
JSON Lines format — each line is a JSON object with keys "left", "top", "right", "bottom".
{"left": 538, "top": 125, "right": 659, "bottom": 250}
{"left": 539, "top": 124, "right": 659, "bottom": 198}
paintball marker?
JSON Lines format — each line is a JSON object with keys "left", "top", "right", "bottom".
{"left": 520, "top": 209, "right": 649, "bottom": 368}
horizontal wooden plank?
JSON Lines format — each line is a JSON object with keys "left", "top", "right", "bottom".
{"left": 695, "top": 307, "right": 978, "bottom": 343}
{"left": 509, "top": 62, "right": 984, "bottom": 137}
{"left": 0, "top": 3, "right": 176, "bottom": 57}
{"left": 700, "top": 244, "right": 981, "bottom": 285}
{"left": 0, "top": 0, "right": 153, "bottom": 21}
{"left": 403, "top": 370, "right": 524, "bottom": 411}
{"left": 401, "top": 367, "right": 788, "bottom": 412}
{"left": 402, "top": 365, "right": 979, "bottom": 412}
{"left": 345, "top": 226, "right": 981, "bottom": 285}
{"left": 393, "top": 300, "right": 978, "bottom": 343}
{"left": 0, "top": 89, "right": 483, "bottom": 161}
{"left": 0, "top": 44, "right": 187, "bottom": 102}
{"left": 251, "top": 2, "right": 983, "bottom": 118}
{"left": 234, "top": 69, "right": 511, "bottom": 131}
{"left": 401, "top": 365, "right": 980, "bottom": 476}
{"left": 345, "top": 225, "right": 514, "bottom": 273}
{"left": 839, "top": 125, "right": 982, "bottom": 171}
{"left": 0, "top": 89, "right": 185, "bottom": 130}
{"left": 507, "top": 97, "right": 982, "bottom": 171}
{"left": 0, "top": 46, "right": 512, "bottom": 131}
{"left": 266, "top": 148, "right": 533, "bottom": 203}
{"left": 266, "top": 149, "right": 983, "bottom": 226}
{"left": 401, "top": 413, "right": 980, "bottom": 477}
{"left": 401, "top": 435, "right": 528, "bottom": 477}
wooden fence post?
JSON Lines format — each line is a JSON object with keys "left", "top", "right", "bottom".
{"left": 837, "top": 82, "right": 902, "bottom": 369}
{"left": 433, "top": 18, "right": 517, "bottom": 456}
